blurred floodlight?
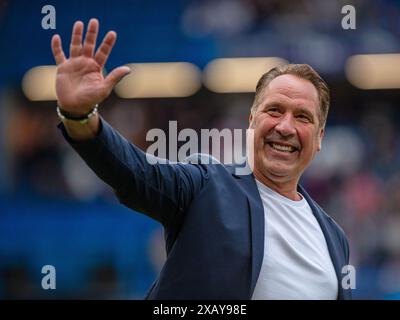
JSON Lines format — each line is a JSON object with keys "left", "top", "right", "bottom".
{"left": 22, "top": 66, "right": 57, "bottom": 101}
{"left": 114, "top": 62, "right": 202, "bottom": 98}
{"left": 203, "top": 57, "right": 288, "bottom": 93}
{"left": 346, "top": 54, "right": 400, "bottom": 89}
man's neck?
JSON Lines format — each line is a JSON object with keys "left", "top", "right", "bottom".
{"left": 253, "top": 169, "right": 301, "bottom": 201}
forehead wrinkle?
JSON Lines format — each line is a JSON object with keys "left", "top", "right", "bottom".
{"left": 261, "top": 94, "right": 317, "bottom": 113}
{"left": 262, "top": 74, "right": 319, "bottom": 108}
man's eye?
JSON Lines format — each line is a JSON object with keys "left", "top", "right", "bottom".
{"left": 267, "top": 108, "right": 281, "bottom": 116}
{"left": 297, "top": 114, "right": 311, "bottom": 122}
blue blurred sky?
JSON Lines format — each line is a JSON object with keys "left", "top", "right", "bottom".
{"left": 2, "top": 0, "right": 400, "bottom": 87}
{"left": 0, "top": 0, "right": 217, "bottom": 86}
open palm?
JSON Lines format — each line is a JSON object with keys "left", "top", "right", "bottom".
{"left": 51, "top": 19, "right": 130, "bottom": 114}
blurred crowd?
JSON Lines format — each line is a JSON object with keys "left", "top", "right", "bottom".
{"left": 1, "top": 0, "right": 400, "bottom": 299}
{"left": 2, "top": 85, "right": 400, "bottom": 298}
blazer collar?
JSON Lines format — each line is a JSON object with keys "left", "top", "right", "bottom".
{"left": 227, "top": 163, "right": 264, "bottom": 297}
{"left": 228, "top": 162, "right": 348, "bottom": 300}
{"left": 298, "top": 185, "right": 348, "bottom": 300}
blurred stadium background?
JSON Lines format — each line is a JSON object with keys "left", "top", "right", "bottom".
{"left": 1, "top": 0, "right": 400, "bottom": 299}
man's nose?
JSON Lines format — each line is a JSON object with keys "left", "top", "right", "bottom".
{"left": 275, "top": 113, "right": 296, "bottom": 136}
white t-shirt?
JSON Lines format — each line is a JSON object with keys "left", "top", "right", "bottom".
{"left": 252, "top": 180, "right": 338, "bottom": 300}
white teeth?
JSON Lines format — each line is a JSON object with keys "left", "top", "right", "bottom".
{"left": 271, "top": 143, "right": 294, "bottom": 153}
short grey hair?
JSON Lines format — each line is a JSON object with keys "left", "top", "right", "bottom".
{"left": 251, "top": 64, "right": 330, "bottom": 129}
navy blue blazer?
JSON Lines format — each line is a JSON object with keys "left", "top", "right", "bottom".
{"left": 59, "top": 118, "right": 352, "bottom": 300}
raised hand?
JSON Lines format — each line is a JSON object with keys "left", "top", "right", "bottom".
{"left": 51, "top": 18, "right": 130, "bottom": 115}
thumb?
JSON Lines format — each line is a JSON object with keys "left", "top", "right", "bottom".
{"left": 104, "top": 66, "right": 131, "bottom": 89}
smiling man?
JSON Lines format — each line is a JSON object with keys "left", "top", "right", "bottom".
{"left": 248, "top": 66, "right": 341, "bottom": 299}
{"left": 53, "top": 19, "right": 351, "bottom": 299}
{"left": 250, "top": 67, "right": 327, "bottom": 202}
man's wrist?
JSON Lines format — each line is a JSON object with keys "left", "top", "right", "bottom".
{"left": 57, "top": 105, "right": 99, "bottom": 124}
{"left": 61, "top": 112, "right": 101, "bottom": 141}
{"left": 57, "top": 103, "right": 101, "bottom": 141}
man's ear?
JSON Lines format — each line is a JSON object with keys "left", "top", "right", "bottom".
{"left": 249, "top": 113, "right": 253, "bottom": 128}
{"left": 317, "top": 128, "right": 324, "bottom": 152}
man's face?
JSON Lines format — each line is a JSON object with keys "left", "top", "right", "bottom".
{"left": 249, "top": 74, "right": 324, "bottom": 185}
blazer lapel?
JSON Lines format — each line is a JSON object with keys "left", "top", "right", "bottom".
{"left": 298, "top": 184, "right": 346, "bottom": 299}
{"left": 229, "top": 165, "right": 348, "bottom": 299}
{"left": 230, "top": 165, "right": 265, "bottom": 298}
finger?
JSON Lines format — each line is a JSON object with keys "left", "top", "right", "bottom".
{"left": 82, "top": 18, "right": 99, "bottom": 57}
{"left": 104, "top": 66, "right": 131, "bottom": 89}
{"left": 70, "top": 21, "right": 84, "bottom": 57}
{"left": 94, "top": 31, "right": 117, "bottom": 68}
{"left": 51, "top": 34, "right": 66, "bottom": 65}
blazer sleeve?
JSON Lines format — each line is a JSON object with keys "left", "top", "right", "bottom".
{"left": 58, "top": 117, "right": 209, "bottom": 228}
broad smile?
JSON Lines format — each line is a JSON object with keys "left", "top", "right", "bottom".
{"left": 265, "top": 140, "right": 299, "bottom": 154}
